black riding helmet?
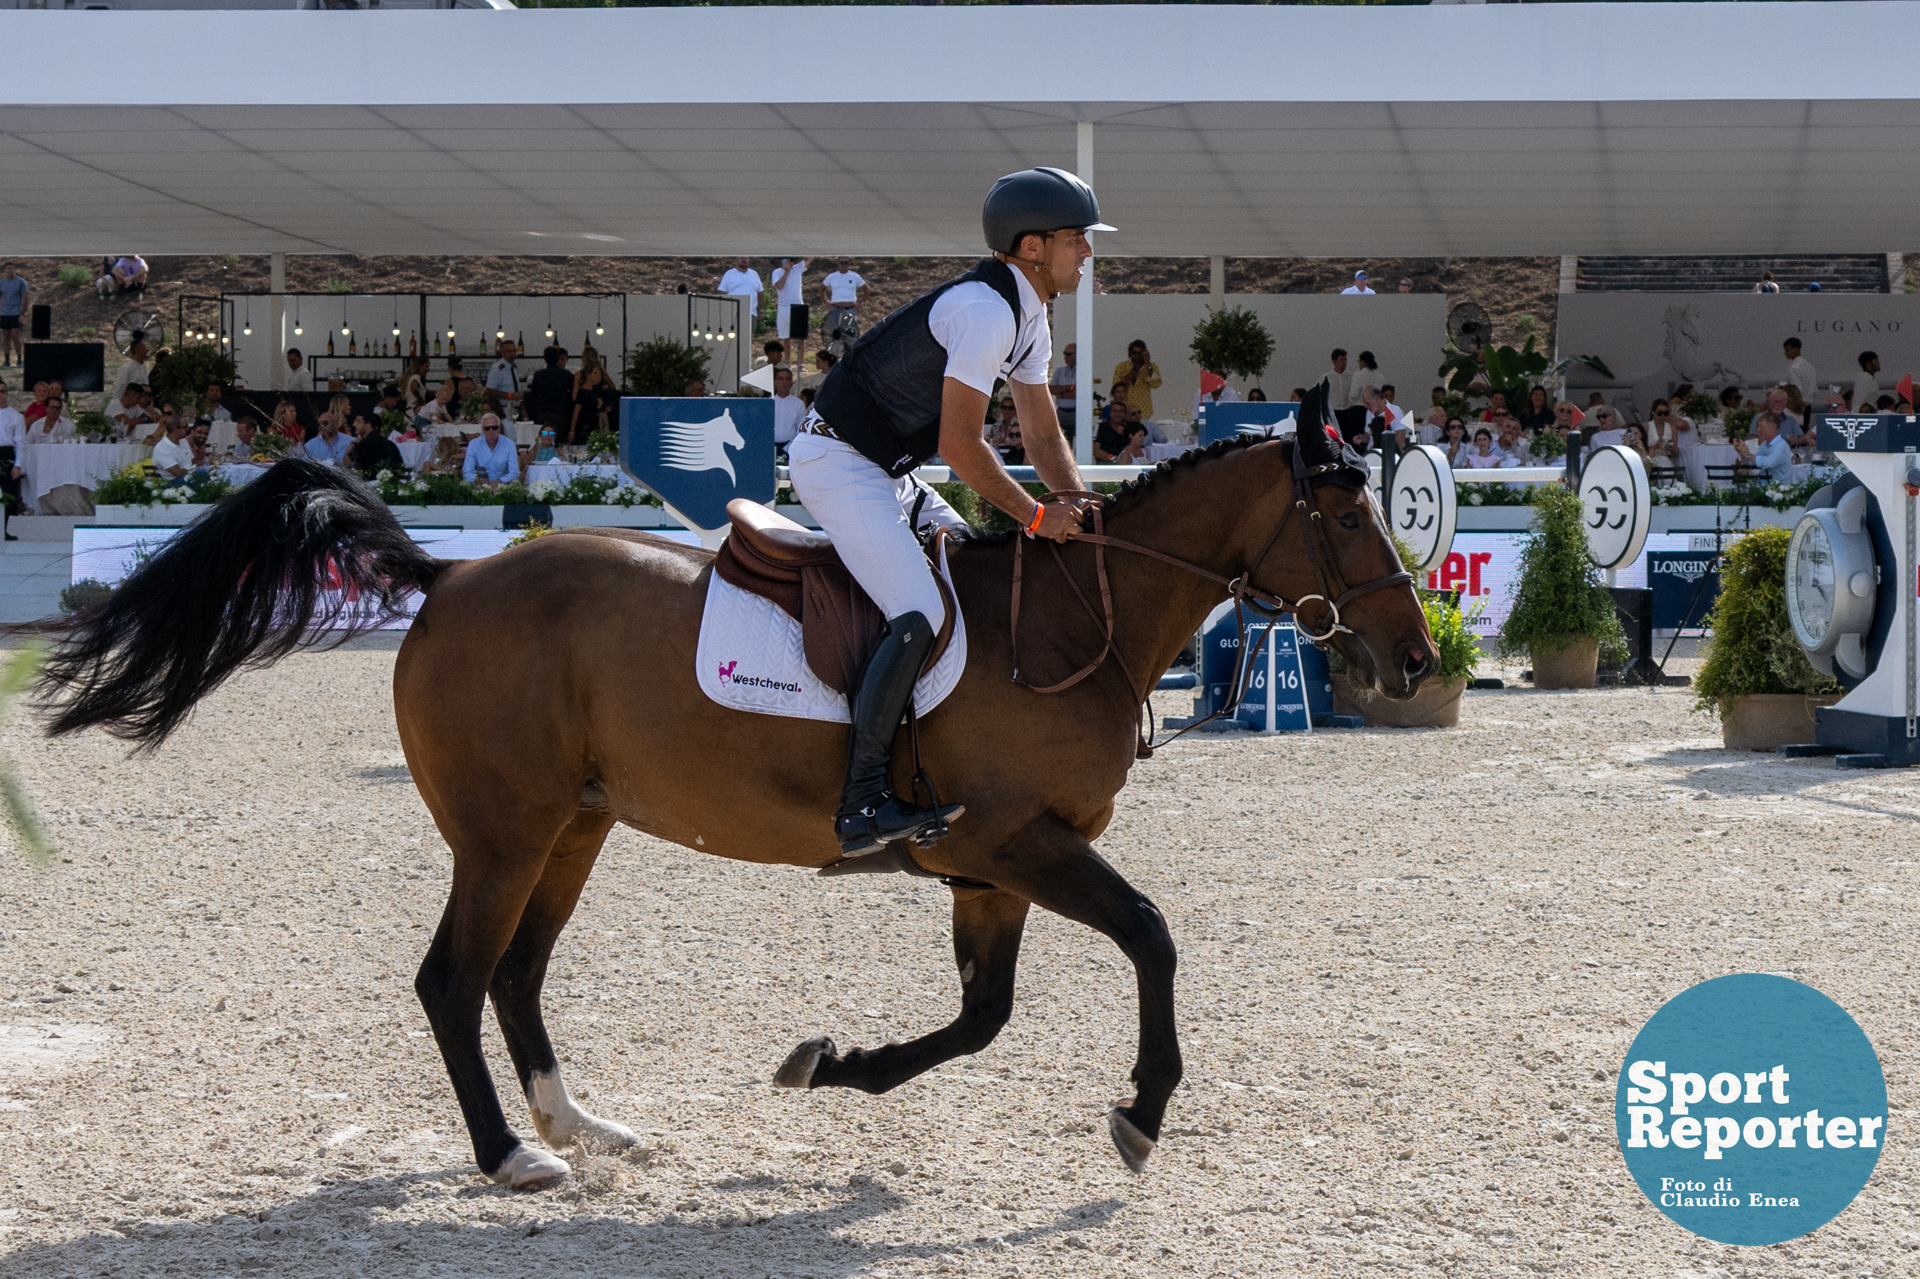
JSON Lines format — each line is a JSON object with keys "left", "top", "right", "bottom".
{"left": 982, "top": 167, "right": 1115, "bottom": 255}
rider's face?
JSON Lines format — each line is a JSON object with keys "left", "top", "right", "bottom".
{"left": 1018, "top": 230, "right": 1091, "bottom": 297}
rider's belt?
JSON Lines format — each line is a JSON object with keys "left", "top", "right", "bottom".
{"left": 802, "top": 418, "right": 841, "bottom": 441}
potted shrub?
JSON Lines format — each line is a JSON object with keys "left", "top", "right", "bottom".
{"left": 1498, "top": 483, "right": 1626, "bottom": 688}
{"left": 1693, "top": 525, "right": 1842, "bottom": 750}
{"left": 1188, "top": 307, "right": 1275, "bottom": 391}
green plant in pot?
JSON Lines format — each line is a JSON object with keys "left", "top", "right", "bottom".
{"left": 1498, "top": 482, "right": 1627, "bottom": 688}
{"left": 1693, "top": 525, "right": 1842, "bottom": 750}
{"left": 1188, "top": 306, "right": 1274, "bottom": 389}
{"left": 1331, "top": 536, "right": 1480, "bottom": 727}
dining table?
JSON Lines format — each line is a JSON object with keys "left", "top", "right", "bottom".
{"left": 16, "top": 441, "right": 148, "bottom": 511}
{"left": 523, "top": 462, "right": 624, "bottom": 491}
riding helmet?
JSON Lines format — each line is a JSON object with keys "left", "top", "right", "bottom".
{"left": 982, "top": 167, "right": 1116, "bottom": 255}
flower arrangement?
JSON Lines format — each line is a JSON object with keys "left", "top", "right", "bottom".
{"left": 72, "top": 409, "right": 115, "bottom": 442}
{"left": 585, "top": 428, "right": 619, "bottom": 458}
{"left": 1648, "top": 474, "right": 1831, "bottom": 510}
{"left": 92, "top": 461, "right": 233, "bottom": 508}
{"left": 375, "top": 468, "right": 657, "bottom": 508}
{"left": 1458, "top": 483, "right": 1532, "bottom": 507}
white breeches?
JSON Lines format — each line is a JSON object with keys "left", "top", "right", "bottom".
{"left": 786, "top": 432, "right": 966, "bottom": 625}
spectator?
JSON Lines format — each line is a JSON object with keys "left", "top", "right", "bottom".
{"left": 271, "top": 400, "right": 303, "bottom": 446}
{"left": 1585, "top": 405, "right": 1626, "bottom": 448}
{"left": 1094, "top": 409, "right": 1146, "bottom": 463}
{"left": 758, "top": 339, "right": 784, "bottom": 370}
{"left": 719, "top": 257, "right": 765, "bottom": 336}
{"left": 1440, "top": 418, "right": 1468, "bottom": 465}
{"left": 21, "top": 380, "right": 49, "bottom": 427}
{"left": 150, "top": 417, "right": 194, "bottom": 479}
{"left": 1340, "top": 270, "right": 1375, "bottom": 295}
{"left": 988, "top": 394, "right": 1024, "bottom": 463}
{"left": 231, "top": 416, "right": 259, "bottom": 460}
{"left": 684, "top": 379, "right": 707, "bottom": 398}
{"left": 28, "top": 391, "right": 73, "bottom": 442}
{"left": 188, "top": 420, "right": 212, "bottom": 469}
{"left": 1361, "top": 387, "right": 1402, "bottom": 452}
{"left": 1719, "top": 385, "right": 1746, "bottom": 414}
{"left": 1517, "top": 385, "right": 1555, "bottom": 433}
{"left": 1853, "top": 351, "right": 1880, "bottom": 409}
{"left": 1417, "top": 406, "right": 1446, "bottom": 446}
{"left": 1759, "top": 386, "right": 1808, "bottom": 447}
{"left": 0, "top": 380, "right": 23, "bottom": 539}
{"left": 771, "top": 257, "right": 808, "bottom": 360}
{"left": 1050, "top": 342, "right": 1078, "bottom": 416}
{"left": 1784, "top": 338, "right": 1817, "bottom": 402}
{"left": 798, "top": 386, "right": 816, "bottom": 411}
{"left": 0, "top": 263, "right": 28, "bottom": 368}
{"left": 204, "top": 382, "right": 232, "bottom": 423}
{"left": 419, "top": 380, "right": 457, "bottom": 429}
{"left": 1645, "top": 398, "right": 1690, "bottom": 458}
{"left": 345, "top": 413, "right": 402, "bottom": 479}
{"left": 374, "top": 383, "right": 404, "bottom": 417}
{"left": 1460, "top": 427, "right": 1505, "bottom": 469}
{"left": 1622, "top": 423, "right": 1653, "bottom": 465}
{"left": 1586, "top": 391, "right": 1607, "bottom": 409}
{"left": 527, "top": 346, "right": 575, "bottom": 445}
{"left": 1735, "top": 412, "right": 1793, "bottom": 481}
{"left": 1111, "top": 340, "right": 1163, "bottom": 420}
{"left": 800, "top": 347, "right": 837, "bottom": 392}
{"left": 402, "top": 356, "right": 430, "bottom": 409}
{"left": 770, "top": 365, "right": 804, "bottom": 448}
{"left": 1430, "top": 385, "right": 1448, "bottom": 409}
{"left": 481, "top": 388, "right": 510, "bottom": 424}
{"left": 111, "top": 339, "right": 151, "bottom": 402}
{"left": 304, "top": 412, "right": 352, "bottom": 466}
{"left": 1325, "top": 348, "right": 1358, "bottom": 436}
{"left": 1291, "top": 388, "right": 1307, "bottom": 401}
{"left": 571, "top": 362, "right": 620, "bottom": 444}
{"left": 463, "top": 414, "right": 519, "bottom": 484}
{"left": 1192, "top": 370, "right": 1240, "bottom": 417}
{"left": 820, "top": 258, "right": 867, "bottom": 342}
{"left": 1753, "top": 270, "right": 1780, "bottom": 294}
{"left": 108, "top": 383, "right": 154, "bottom": 436}
{"left": 96, "top": 254, "right": 147, "bottom": 299}
{"left": 486, "top": 340, "right": 522, "bottom": 417}
{"left": 1349, "top": 350, "right": 1384, "bottom": 407}
{"left": 1479, "top": 389, "right": 1508, "bottom": 424}
{"left": 283, "top": 347, "right": 313, "bottom": 393}
{"left": 1397, "top": 278, "right": 1413, "bottom": 293}
{"left": 1495, "top": 418, "right": 1531, "bottom": 465}
{"left": 1246, "top": 388, "right": 1267, "bottom": 402}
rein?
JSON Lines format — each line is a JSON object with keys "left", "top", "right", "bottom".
{"left": 1008, "top": 443, "right": 1413, "bottom": 756}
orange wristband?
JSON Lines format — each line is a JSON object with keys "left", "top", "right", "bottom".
{"left": 1024, "top": 502, "right": 1046, "bottom": 537}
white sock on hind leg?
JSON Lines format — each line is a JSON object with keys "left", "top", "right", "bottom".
{"left": 526, "top": 1068, "right": 637, "bottom": 1151}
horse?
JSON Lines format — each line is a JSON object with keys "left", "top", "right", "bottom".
{"left": 35, "top": 423, "right": 1434, "bottom": 1190}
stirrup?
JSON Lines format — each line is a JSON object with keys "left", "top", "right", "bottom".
{"left": 835, "top": 794, "right": 965, "bottom": 857}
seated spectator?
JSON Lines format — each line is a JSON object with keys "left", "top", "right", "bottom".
{"left": 683, "top": 380, "right": 707, "bottom": 398}
{"left": 800, "top": 348, "right": 836, "bottom": 392}
{"left": 1095, "top": 414, "right": 1147, "bottom": 463}
{"left": 799, "top": 386, "right": 816, "bottom": 411}
{"left": 769, "top": 365, "right": 804, "bottom": 450}
{"left": 304, "top": 411, "right": 353, "bottom": 466}
{"left": 1644, "top": 399, "right": 1689, "bottom": 459}
{"left": 150, "top": 417, "right": 194, "bottom": 479}
{"left": 271, "top": 400, "right": 303, "bottom": 446}
{"left": 1191, "top": 371, "right": 1239, "bottom": 417}
{"left": 1246, "top": 387, "right": 1267, "bottom": 402}
{"left": 97, "top": 253, "right": 148, "bottom": 299}
{"left": 1735, "top": 412, "right": 1793, "bottom": 482}
{"left": 231, "top": 416, "right": 260, "bottom": 460}
{"left": 1292, "top": 387, "right": 1308, "bottom": 402}
{"left": 1440, "top": 418, "right": 1468, "bottom": 465}
{"left": 188, "top": 420, "right": 212, "bottom": 469}
{"left": 21, "top": 381, "right": 50, "bottom": 427}
{"left": 1622, "top": 423, "right": 1653, "bottom": 464}
{"left": 1759, "top": 386, "right": 1807, "bottom": 447}
{"left": 1479, "top": 390, "right": 1508, "bottom": 423}
{"left": 1417, "top": 406, "right": 1446, "bottom": 446}
{"left": 481, "top": 388, "right": 510, "bottom": 423}
{"left": 345, "top": 413, "right": 402, "bottom": 479}
{"left": 204, "top": 383, "right": 232, "bottom": 423}
{"left": 1460, "top": 428, "right": 1506, "bottom": 468}
{"left": 1586, "top": 392, "right": 1608, "bottom": 409}
{"left": 1495, "top": 419, "right": 1532, "bottom": 465}
{"left": 1585, "top": 406, "right": 1626, "bottom": 448}
{"left": 1517, "top": 386, "right": 1555, "bottom": 433}
{"left": 27, "top": 392, "right": 74, "bottom": 442}
{"left": 108, "top": 383, "right": 153, "bottom": 436}
{"left": 463, "top": 414, "right": 520, "bottom": 484}
{"left": 419, "top": 380, "right": 458, "bottom": 428}
{"left": 374, "top": 382, "right": 404, "bottom": 417}
{"left": 1719, "top": 386, "right": 1745, "bottom": 414}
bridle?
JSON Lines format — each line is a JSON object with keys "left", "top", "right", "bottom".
{"left": 1009, "top": 436, "right": 1414, "bottom": 756}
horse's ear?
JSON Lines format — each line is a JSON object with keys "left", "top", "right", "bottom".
{"left": 1294, "top": 378, "right": 1337, "bottom": 468}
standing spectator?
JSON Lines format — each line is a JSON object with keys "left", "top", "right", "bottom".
{"left": 770, "top": 365, "right": 804, "bottom": 449}
{"left": 150, "top": 417, "right": 194, "bottom": 480}
{"left": 527, "top": 345, "right": 575, "bottom": 445}
{"left": 401, "top": 356, "right": 430, "bottom": 409}
{"left": 204, "top": 382, "right": 232, "bottom": 423}
{"left": 1783, "top": 338, "right": 1817, "bottom": 402}
{"left": 0, "top": 264, "right": 28, "bottom": 368}
{"left": 1349, "top": 350, "right": 1385, "bottom": 407}
{"left": 571, "top": 362, "right": 619, "bottom": 444}
{"left": 0, "top": 380, "right": 24, "bottom": 539}
{"left": 463, "top": 414, "right": 520, "bottom": 484}
{"left": 719, "top": 257, "right": 765, "bottom": 336}
{"left": 486, "top": 340, "right": 522, "bottom": 418}
{"left": 820, "top": 258, "right": 867, "bottom": 343}
{"left": 304, "top": 411, "right": 352, "bottom": 466}
{"left": 345, "top": 412, "right": 402, "bottom": 479}
{"left": 1109, "top": 340, "right": 1162, "bottom": 420}
{"left": 1753, "top": 270, "right": 1781, "bottom": 294}
{"left": 1853, "top": 350, "right": 1880, "bottom": 409}
{"left": 111, "top": 338, "right": 151, "bottom": 402}
{"left": 1340, "top": 270, "right": 1375, "bottom": 295}
{"left": 771, "top": 257, "right": 808, "bottom": 360}
{"left": 1050, "top": 342, "right": 1078, "bottom": 417}
{"left": 1326, "top": 348, "right": 1362, "bottom": 439}
{"left": 1735, "top": 412, "right": 1793, "bottom": 481}
{"left": 283, "top": 347, "right": 313, "bottom": 393}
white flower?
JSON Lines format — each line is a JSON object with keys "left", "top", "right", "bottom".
{"left": 529, "top": 479, "right": 557, "bottom": 501}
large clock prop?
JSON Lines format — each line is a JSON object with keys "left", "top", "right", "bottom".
{"left": 1786, "top": 414, "right": 1920, "bottom": 767}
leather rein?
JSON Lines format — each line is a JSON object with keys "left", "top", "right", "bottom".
{"left": 1009, "top": 439, "right": 1414, "bottom": 757}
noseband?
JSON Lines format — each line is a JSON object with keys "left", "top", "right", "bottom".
{"left": 1008, "top": 438, "right": 1414, "bottom": 755}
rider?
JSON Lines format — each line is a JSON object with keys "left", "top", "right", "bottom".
{"left": 788, "top": 167, "right": 1111, "bottom": 856}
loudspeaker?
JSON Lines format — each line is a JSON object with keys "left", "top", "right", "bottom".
{"left": 29, "top": 305, "right": 49, "bottom": 341}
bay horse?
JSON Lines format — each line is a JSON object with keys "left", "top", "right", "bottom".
{"left": 37, "top": 425, "right": 1433, "bottom": 1189}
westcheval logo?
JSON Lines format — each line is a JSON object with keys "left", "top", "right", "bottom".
{"left": 717, "top": 660, "right": 802, "bottom": 694}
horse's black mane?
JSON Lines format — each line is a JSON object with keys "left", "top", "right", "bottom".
{"left": 957, "top": 434, "right": 1278, "bottom": 549}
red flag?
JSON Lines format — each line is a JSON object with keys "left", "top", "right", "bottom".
{"left": 1568, "top": 406, "right": 1586, "bottom": 428}
{"left": 1897, "top": 373, "right": 1913, "bottom": 406}
{"left": 1199, "top": 370, "right": 1225, "bottom": 395}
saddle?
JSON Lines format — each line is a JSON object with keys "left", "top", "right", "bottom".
{"left": 713, "top": 499, "right": 956, "bottom": 696}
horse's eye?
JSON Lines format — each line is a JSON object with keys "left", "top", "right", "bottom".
{"left": 1339, "top": 512, "right": 1362, "bottom": 531}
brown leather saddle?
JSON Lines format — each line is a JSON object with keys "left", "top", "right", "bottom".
{"left": 712, "top": 498, "right": 956, "bottom": 696}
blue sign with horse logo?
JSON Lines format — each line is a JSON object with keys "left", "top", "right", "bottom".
{"left": 1198, "top": 401, "right": 1299, "bottom": 445}
{"left": 620, "top": 397, "right": 776, "bottom": 530}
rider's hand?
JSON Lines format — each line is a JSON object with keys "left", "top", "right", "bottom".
{"left": 1033, "top": 500, "right": 1081, "bottom": 543}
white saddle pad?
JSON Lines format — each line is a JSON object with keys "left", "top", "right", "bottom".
{"left": 695, "top": 543, "right": 967, "bottom": 724}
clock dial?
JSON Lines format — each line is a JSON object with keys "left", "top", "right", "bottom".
{"left": 1790, "top": 519, "right": 1834, "bottom": 647}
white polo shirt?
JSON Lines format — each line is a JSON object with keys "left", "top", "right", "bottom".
{"left": 772, "top": 390, "right": 805, "bottom": 444}
{"left": 927, "top": 268, "right": 1050, "bottom": 394}
{"left": 823, "top": 271, "right": 866, "bottom": 305}
{"left": 773, "top": 260, "right": 807, "bottom": 306}
{"left": 151, "top": 434, "right": 194, "bottom": 475}
{"left": 0, "top": 406, "right": 25, "bottom": 449}
{"left": 110, "top": 358, "right": 149, "bottom": 401}
{"left": 719, "top": 266, "right": 764, "bottom": 323}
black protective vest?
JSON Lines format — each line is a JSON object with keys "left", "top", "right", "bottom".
{"left": 814, "top": 258, "right": 1028, "bottom": 477}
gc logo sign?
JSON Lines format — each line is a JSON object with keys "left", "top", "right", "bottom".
{"left": 1385, "top": 444, "right": 1457, "bottom": 572}
{"left": 1580, "top": 445, "right": 1650, "bottom": 570}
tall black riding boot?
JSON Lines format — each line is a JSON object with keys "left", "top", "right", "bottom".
{"left": 834, "top": 611, "right": 964, "bottom": 857}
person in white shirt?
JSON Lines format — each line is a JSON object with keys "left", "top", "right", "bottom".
{"left": 1049, "top": 342, "right": 1078, "bottom": 417}
{"left": 1340, "top": 270, "right": 1375, "bottom": 296}
{"left": 108, "top": 383, "right": 154, "bottom": 436}
{"left": 770, "top": 365, "right": 805, "bottom": 449}
{"left": 304, "top": 411, "right": 353, "bottom": 466}
{"left": 283, "top": 347, "right": 313, "bottom": 393}
{"left": 820, "top": 258, "right": 867, "bottom": 344}
{"left": 463, "top": 414, "right": 520, "bottom": 484}
{"left": 1783, "top": 338, "right": 1817, "bottom": 403}
{"left": 1853, "top": 350, "right": 1880, "bottom": 410}
{"left": 770, "top": 258, "right": 807, "bottom": 358}
{"left": 1584, "top": 405, "right": 1627, "bottom": 448}
{"left": 718, "top": 257, "right": 765, "bottom": 339}
{"left": 485, "top": 341, "right": 522, "bottom": 416}
{"left": 150, "top": 417, "right": 195, "bottom": 479}
{"left": 0, "top": 381, "right": 24, "bottom": 538}
{"left": 1494, "top": 419, "right": 1531, "bottom": 465}
{"left": 1349, "top": 351, "right": 1384, "bottom": 405}
{"left": 1191, "top": 375, "right": 1240, "bottom": 419}
{"left": 110, "top": 339, "right": 150, "bottom": 402}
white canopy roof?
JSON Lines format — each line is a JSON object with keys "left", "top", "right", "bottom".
{"left": 3, "top": 2, "right": 1918, "bottom": 258}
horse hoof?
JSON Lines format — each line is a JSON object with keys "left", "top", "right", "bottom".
{"left": 774, "top": 1036, "right": 835, "bottom": 1089}
{"left": 568, "top": 1115, "right": 639, "bottom": 1154}
{"left": 491, "top": 1144, "right": 571, "bottom": 1191}
{"left": 1108, "top": 1108, "right": 1156, "bottom": 1173}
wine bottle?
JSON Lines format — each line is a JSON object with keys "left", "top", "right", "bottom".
{"left": 328, "top": 334, "right": 335, "bottom": 356}
{"left": 410, "top": 331, "right": 417, "bottom": 358}
{"left": 434, "top": 334, "right": 442, "bottom": 356}
{"left": 349, "top": 334, "right": 357, "bottom": 357}
{"left": 518, "top": 330, "right": 525, "bottom": 354}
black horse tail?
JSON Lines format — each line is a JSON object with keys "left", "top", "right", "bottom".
{"left": 38, "top": 458, "right": 449, "bottom": 749}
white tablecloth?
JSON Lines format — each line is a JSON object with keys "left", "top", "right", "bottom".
{"left": 524, "top": 463, "right": 623, "bottom": 490}
{"left": 215, "top": 463, "right": 272, "bottom": 488}
{"left": 16, "top": 442, "right": 147, "bottom": 510}
{"left": 423, "top": 419, "right": 538, "bottom": 447}
{"left": 1145, "top": 443, "right": 1186, "bottom": 463}
{"left": 1681, "top": 444, "right": 1741, "bottom": 490}
{"left": 398, "top": 441, "right": 436, "bottom": 469}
